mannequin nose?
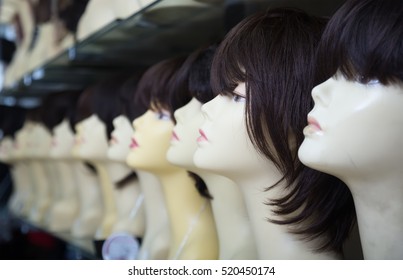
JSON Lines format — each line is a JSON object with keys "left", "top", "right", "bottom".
{"left": 311, "top": 78, "right": 333, "bottom": 107}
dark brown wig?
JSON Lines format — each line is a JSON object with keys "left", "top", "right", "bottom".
{"left": 40, "top": 91, "right": 81, "bottom": 133}
{"left": 0, "top": 106, "right": 26, "bottom": 138}
{"left": 210, "top": 7, "right": 355, "bottom": 253}
{"left": 316, "top": 0, "right": 403, "bottom": 85}
{"left": 134, "top": 56, "right": 187, "bottom": 114}
{"left": 75, "top": 74, "right": 135, "bottom": 140}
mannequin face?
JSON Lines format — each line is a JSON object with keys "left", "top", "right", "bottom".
{"left": 167, "top": 98, "right": 203, "bottom": 168}
{"left": 12, "top": 123, "right": 31, "bottom": 159}
{"left": 50, "top": 119, "right": 75, "bottom": 159}
{"left": 27, "top": 122, "right": 52, "bottom": 158}
{"left": 298, "top": 74, "right": 403, "bottom": 179}
{"left": 107, "top": 115, "right": 133, "bottom": 162}
{"left": 193, "top": 83, "right": 270, "bottom": 179}
{"left": 126, "top": 108, "right": 174, "bottom": 172}
{"left": 72, "top": 114, "right": 108, "bottom": 160}
{"left": 0, "top": 136, "right": 14, "bottom": 162}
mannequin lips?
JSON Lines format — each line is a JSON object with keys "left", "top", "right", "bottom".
{"left": 171, "top": 131, "right": 180, "bottom": 141}
{"left": 130, "top": 137, "right": 139, "bottom": 149}
{"left": 197, "top": 129, "right": 208, "bottom": 142}
{"left": 303, "top": 116, "right": 322, "bottom": 136}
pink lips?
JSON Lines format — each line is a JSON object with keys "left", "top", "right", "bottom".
{"left": 307, "top": 116, "right": 322, "bottom": 131}
{"left": 197, "top": 129, "right": 208, "bottom": 142}
{"left": 130, "top": 138, "right": 139, "bottom": 149}
{"left": 172, "top": 131, "right": 180, "bottom": 141}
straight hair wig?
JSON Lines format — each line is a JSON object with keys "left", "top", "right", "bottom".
{"left": 316, "top": 0, "right": 403, "bottom": 85}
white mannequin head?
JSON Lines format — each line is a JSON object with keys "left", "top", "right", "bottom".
{"left": 298, "top": 0, "right": 403, "bottom": 183}
{"left": 107, "top": 115, "right": 133, "bottom": 162}
{"left": 299, "top": 75, "right": 403, "bottom": 181}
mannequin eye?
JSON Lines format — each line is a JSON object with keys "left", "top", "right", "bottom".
{"left": 156, "top": 111, "right": 171, "bottom": 121}
{"left": 232, "top": 94, "right": 246, "bottom": 103}
{"left": 356, "top": 75, "right": 380, "bottom": 85}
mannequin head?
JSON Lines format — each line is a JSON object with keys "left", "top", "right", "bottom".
{"left": 126, "top": 56, "right": 188, "bottom": 173}
{"left": 107, "top": 72, "right": 147, "bottom": 162}
{"left": 194, "top": 8, "right": 355, "bottom": 253}
{"left": 298, "top": 0, "right": 403, "bottom": 181}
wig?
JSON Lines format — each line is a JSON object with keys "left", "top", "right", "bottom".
{"left": 210, "top": 7, "right": 355, "bottom": 253}
{"left": 0, "top": 106, "right": 26, "bottom": 138}
{"left": 75, "top": 74, "right": 143, "bottom": 140}
{"left": 134, "top": 56, "right": 187, "bottom": 115}
{"left": 41, "top": 91, "right": 81, "bottom": 133}
{"left": 316, "top": 0, "right": 403, "bottom": 85}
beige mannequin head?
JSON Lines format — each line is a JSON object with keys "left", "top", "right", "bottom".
{"left": 72, "top": 114, "right": 108, "bottom": 160}
{"left": 50, "top": 119, "right": 75, "bottom": 159}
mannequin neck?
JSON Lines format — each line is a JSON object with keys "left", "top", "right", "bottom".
{"left": 232, "top": 167, "right": 337, "bottom": 259}
{"left": 345, "top": 176, "right": 403, "bottom": 259}
{"left": 154, "top": 167, "right": 214, "bottom": 259}
{"left": 135, "top": 170, "right": 170, "bottom": 260}
{"left": 91, "top": 160, "right": 132, "bottom": 184}
{"left": 196, "top": 171, "right": 258, "bottom": 259}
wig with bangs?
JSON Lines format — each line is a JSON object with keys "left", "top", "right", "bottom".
{"left": 75, "top": 74, "right": 140, "bottom": 140}
{"left": 134, "top": 56, "right": 187, "bottom": 115}
{"left": 316, "top": 0, "right": 403, "bottom": 85}
{"left": 211, "top": 7, "right": 355, "bottom": 254}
